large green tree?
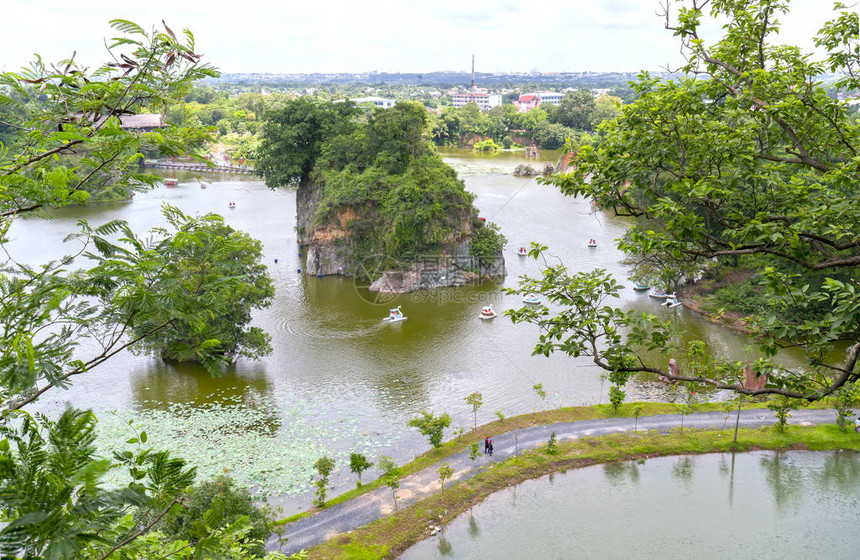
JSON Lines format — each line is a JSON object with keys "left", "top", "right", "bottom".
{"left": 555, "top": 90, "right": 596, "bottom": 130}
{"left": 84, "top": 206, "right": 274, "bottom": 372}
{"left": 255, "top": 98, "right": 357, "bottom": 187}
{"left": 512, "top": 0, "right": 860, "bottom": 402}
{"left": 0, "top": 21, "right": 287, "bottom": 557}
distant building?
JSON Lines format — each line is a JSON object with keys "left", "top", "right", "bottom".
{"left": 452, "top": 91, "right": 502, "bottom": 111}
{"left": 337, "top": 96, "right": 396, "bottom": 109}
{"left": 513, "top": 94, "right": 540, "bottom": 112}
{"left": 451, "top": 54, "right": 501, "bottom": 112}
{"left": 514, "top": 92, "right": 564, "bottom": 112}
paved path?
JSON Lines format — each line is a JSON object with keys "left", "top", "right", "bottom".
{"left": 270, "top": 408, "right": 845, "bottom": 554}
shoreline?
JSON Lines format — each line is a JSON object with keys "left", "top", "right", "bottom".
{"left": 306, "top": 424, "right": 859, "bottom": 559}
{"left": 271, "top": 405, "right": 855, "bottom": 558}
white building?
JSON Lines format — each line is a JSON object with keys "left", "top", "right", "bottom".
{"left": 513, "top": 92, "right": 565, "bottom": 112}
{"left": 533, "top": 92, "right": 564, "bottom": 105}
{"left": 451, "top": 91, "right": 502, "bottom": 111}
{"left": 340, "top": 96, "right": 397, "bottom": 109}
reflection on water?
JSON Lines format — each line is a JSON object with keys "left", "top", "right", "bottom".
{"left": 400, "top": 451, "right": 860, "bottom": 559}
{"left": 760, "top": 451, "right": 805, "bottom": 509}
{"left": 603, "top": 460, "right": 641, "bottom": 486}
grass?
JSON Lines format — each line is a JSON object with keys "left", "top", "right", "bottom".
{"left": 303, "top": 423, "right": 860, "bottom": 559}
{"left": 273, "top": 401, "right": 754, "bottom": 525}
{"left": 274, "top": 398, "right": 845, "bottom": 525}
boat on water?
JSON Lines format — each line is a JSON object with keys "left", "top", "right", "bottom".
{"left": 633, "top": 283, "right": 650, "bottom": 291}
{"left": 479, "top": 305, "right": 498, "bottom": 320}
{"left": 165, "top": 178, "right": 178, "bottom": 187}
{"left": 587, "top": 238, "right": 597, "bottom": 247}
{"left": 517, "top": 247, "right": 528, "bottom": 256}
{"left": 383, "top": 306, "right": 407, "bottom": 323}
{"left": 200, "top": 182, "right": 207, "bottom": 189}
{"left": 663, "top": 294, "right": 683, "bottom": 308}
{"left": 649, "top": 289, "right": 669, "bottom": 299}
{"left": 228, "top": 201, "right": 236, "bottom": 208}
{"left": 522, "top": 293, "right": 541, "bottom": 305}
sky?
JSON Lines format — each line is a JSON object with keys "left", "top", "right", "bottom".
{"left": 0, "top": 0, "right": 845, "bottom": 75}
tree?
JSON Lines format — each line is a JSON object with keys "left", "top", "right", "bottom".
{"left": 367, "top": 102, "right": 429, "bottom": 172}
{"left": 0, "top": 20, "right": 282, "bottom": 558}
{"left": 86, "top": 206, "right": 275, "bottom": 372}
{"left": 464, "top": 392, "right": 483, "bottom": 430}
{"left": 377, "top": 457, "right": 401, "bottom": 511}
{"left": 312, "top": 456, "right": 335, "bottom": 507}
{"left": 608, "top": 385, "right": 625, "bottom": 414}
{"left": 632, "top": 403, "right": 644, "bottom": 433}
{"left": 408, "top": 410, "right": 452, "bottom": 448}
{"left": 469, "top": 223, "right": 508, "bottom": 266}
{"left": 437, "top": 462, "right": 453, "bottom": 499}
{"left": 153, "top": 475, "right": 272, "bottom": 557}
{"left": 532, "top": 383, "right": 547, "bottom": 413}
{"left": 591, "top": 94, "right": 623, "bottom": 128}
{"left": 468, "top": 442, "right": 481, "bottom": 461}
{"left": 768, "top": 397, "right": 798, "bottom": 433}
{"left": 829, "top": 383, "right": 858, "bottom": 431}
{"left": 515, "top": 1, "right": 860, "bottom": 404}
{"left": 546, "top": 431, "right": 558, "bottom": 454}
{"left": 255, "top": 98, "right": 357, "bottom": 187}
{"left": 349, "top": 452, "right": 373, "bottom": 487}
{"left": 555, "top": 90, "right": 595, "bottom": 130}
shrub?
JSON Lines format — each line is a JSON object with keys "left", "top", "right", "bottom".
{"left": 161, "top": 476, "right": 271, "bottom": 557}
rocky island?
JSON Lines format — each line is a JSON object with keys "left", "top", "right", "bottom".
{"left": 257, "top": 99, "right": 506, "bottom": 292}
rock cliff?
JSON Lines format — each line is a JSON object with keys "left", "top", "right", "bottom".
{"left": 297, "top": 178, "right": 505, "bottom": 290}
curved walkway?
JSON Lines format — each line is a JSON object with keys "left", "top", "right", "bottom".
{"left": 270, "top": 408, "right": 844, "bottom": 554}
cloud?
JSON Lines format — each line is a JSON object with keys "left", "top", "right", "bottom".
{"left": 0, "top": 0, "right": 841, "bottom": 74}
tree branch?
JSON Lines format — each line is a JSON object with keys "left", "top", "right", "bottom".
{"left": 96, "top": 498, "right": 183, "bottom": 560}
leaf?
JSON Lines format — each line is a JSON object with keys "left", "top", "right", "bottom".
{"left": 162, "top": 20, "right": 177, "bottom": 40}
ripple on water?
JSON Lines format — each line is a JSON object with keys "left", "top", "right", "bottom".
{"left": 280, "top": 316, "right": 388, "bottom": 340}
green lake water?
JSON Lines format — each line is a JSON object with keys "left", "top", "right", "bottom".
{"left": 399, "top": 450, "right": 860, "bottom": 559}
{"left": 8, "top": 149, "right": 818, "bottom": 515}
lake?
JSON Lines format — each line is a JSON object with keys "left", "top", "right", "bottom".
{"left": 8, "top": 149, "right": 816, "bottom": 515}
{"left": 399, "top": 450, "right": 860, "bottom": 559}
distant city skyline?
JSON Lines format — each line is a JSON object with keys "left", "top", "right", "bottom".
{"left": 1, "top": 0, "right": 840, "bottom": 75}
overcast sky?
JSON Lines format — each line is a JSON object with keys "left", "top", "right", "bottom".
{"left": 1, "top": 0, "right": 844, "bottom": 75}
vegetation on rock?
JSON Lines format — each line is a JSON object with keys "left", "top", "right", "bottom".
{"left": 258, "top": 100, "right": 503, "bottom": 262}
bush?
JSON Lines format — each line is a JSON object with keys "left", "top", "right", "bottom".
{"left": 408, "top": 410, "right": 452, "bottom": 448}
{"left": 470, "top": 221, "right": 507, "bottom": 264}
{"left": 161, "top": 476, "right": 271, "bottom": 557}
{"left": 473, "top": 139, "right": 500, "bottom": 151}
{"left": 609, "top": 385, "right": 625, "bottom": 414}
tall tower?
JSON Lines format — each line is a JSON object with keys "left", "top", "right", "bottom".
{"left": 470, "top": 54, "right": 476, "bottom": 91}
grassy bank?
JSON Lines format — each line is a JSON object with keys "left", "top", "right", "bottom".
{"left": 275, "top": 401, "right": 758, "bottom": 525}
{"left": 305, "top": 423, "right": 859, "bottom": 559}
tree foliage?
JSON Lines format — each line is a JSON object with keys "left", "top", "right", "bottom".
{"left": 556, "top": 90, "right": 596, "bottom": 130}
{"left": 349, "top": 452, "right": 373, "bottom": 486}
{"left": 407, "top": 410, "right": 452, "bottom": 448}
{"left": 260, "top": 101, "right": 481, "bottom": 261}
{"left": 469, "top": 222, "right": 508, "bottom": 265}
{"left": 151, "top": 475, "right": 272, "bottom": 557}
{"left": 0, "top": 21, "right": 282, "bottom": 558}
{"left": 255, "top": 98, "right": 358, "bottom": 187}
{"left": 515, "top": 0, "right": 860, "bottom": 402}
{"left": 85, "top": 206, "right": 274, "bottom": 372}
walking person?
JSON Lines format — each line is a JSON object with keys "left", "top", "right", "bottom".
{"left": 484, "top": 437, "right": 490, "bottom": 454}
{"left": 488, "top": 438, "right": 494, "bottom": 456}
{"left": 854, "top": 416, "right": 860, "bottom": 433}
